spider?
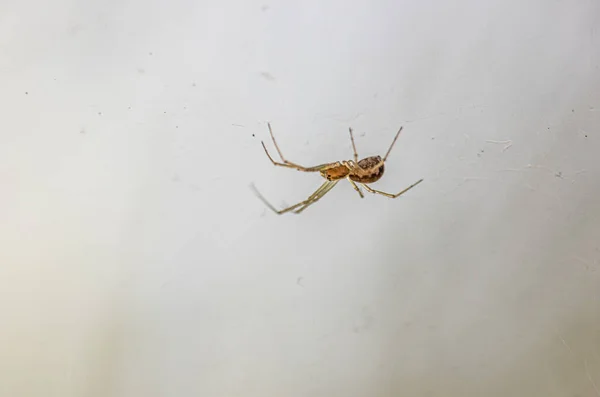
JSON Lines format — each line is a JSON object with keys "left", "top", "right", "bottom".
{"left": 252, "top": 123, "right": 424, "bottom": 214}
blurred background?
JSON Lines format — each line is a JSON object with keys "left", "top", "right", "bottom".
{"left": 1, "top": 0, "right": 599, "bottom": 395}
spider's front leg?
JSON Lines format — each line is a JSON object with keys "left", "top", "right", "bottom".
{"left": 252, "top": 180, "right": 339, "bottom": 215}
{"left": 261, "top": 142, "right": 342, "bottom": 173}
{"left": 262, "top": 123, "right": 342, "bottom": 173}
{"left": 292, "top": 180, "right": 339, "bottom": 214}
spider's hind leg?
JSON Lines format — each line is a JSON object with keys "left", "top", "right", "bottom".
{"left": 361, "top": 178, "right": 424, "bottom": 199}
{"left": 348, "top": 127, "right": 359, "bottom": 162}
{"left": 383, "top": 126, "right": 404, "bottom": 162}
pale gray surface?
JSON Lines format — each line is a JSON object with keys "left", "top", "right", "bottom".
{"left": 1, "top": 0, "right": 599, "bottom": 396}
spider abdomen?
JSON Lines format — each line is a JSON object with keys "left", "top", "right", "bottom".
{"left": 349, "top": 156, "right": 385, "bottom": 183}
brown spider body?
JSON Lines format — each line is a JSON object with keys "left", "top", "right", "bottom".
{"left": 320, "top": 156, "right": 385, "bottom": 183}
{"left": 320, "top": 164, "right": 349, "bottom": 181}
{"left": 253, "top": 123, "right": 423, "bottom": 214}
{"left": 350, "top": 156, "right": 385, "bottom": 183}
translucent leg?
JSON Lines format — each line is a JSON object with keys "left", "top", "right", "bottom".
{"left": 251, "top": 180, "right": 338, "bottom": 215}
{"left": 262, "top": 123, "right": 341, "bottom": 172}
{"left": 348, "top": 127, "right": 359, "bottom": 162}
{"left": 293, "top": 180, "right": 339, "bottom": 214}
{"left": 361, "top": 178, "right": 424, "bottom": 198}
{"left": 348, "top": 178, "right": 364, "bottom": 198}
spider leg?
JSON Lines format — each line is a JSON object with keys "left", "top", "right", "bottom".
{"left": 348, "top": 127, "right": 359, "bottom": 162}
{"left": 293, "top": 180, "right": 339, "bottom": 214}
{"left": 361, "top": 178, "right": 424, "bottom": 198}
{"left": 266, "top": 122, "right": 287, "bottom": 163}
{"left": 347, "top": 178, "right": 364, "bottom": 198}
{"left": 383, "top": 126, "right": 403, "bottom": 162}
{"left": 261, "top": 142, "right": 341, "bottom": 172}
{"left": 262, "top": 123, "right": 342, "bottom": 173}
{"left": 251, "top": 180, "right": 338, "bottom": 215}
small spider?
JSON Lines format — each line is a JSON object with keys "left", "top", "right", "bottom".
{"left": 252, "top": 123, "right": 424, "bottom": 214}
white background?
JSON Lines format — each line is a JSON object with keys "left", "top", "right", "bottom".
{"left": 1, "top": 0, "right": 599, "bottom": 395}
